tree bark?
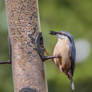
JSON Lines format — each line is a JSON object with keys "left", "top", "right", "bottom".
{"left": 5, "top": 0, "right": 48, "bottom": 92}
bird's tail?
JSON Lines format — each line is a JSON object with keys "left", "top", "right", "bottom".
{"left": 67, "top": 72, "right": 75, "bottom": 90}
{"left": 71, "top": 79, "right": 75, "bottom": 91}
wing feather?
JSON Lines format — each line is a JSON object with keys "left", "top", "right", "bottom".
{"left": 62, "top": 31, "right": 76, "bottom": 75}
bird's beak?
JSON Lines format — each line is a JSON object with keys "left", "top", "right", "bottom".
{"left": 50, "top": 30, "right": 66, "bottom": 36}
{"left": 49, "top": 30, "right": 59, "bottom": 35}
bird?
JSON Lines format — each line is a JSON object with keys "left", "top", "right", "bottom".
{"left": 50, "top": 30, "right": 76, "bottom": 90}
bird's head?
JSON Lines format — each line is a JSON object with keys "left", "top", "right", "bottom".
{"left": 50, "top": 30, "right": 71, "bottom": 41}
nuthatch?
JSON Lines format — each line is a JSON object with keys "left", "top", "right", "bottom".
{"left": 50, "top": 30, "right": 76, "bottom": 90}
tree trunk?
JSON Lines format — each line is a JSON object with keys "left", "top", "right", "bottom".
{"left": 5, "top": 0, "right": 48, "bottom": 92}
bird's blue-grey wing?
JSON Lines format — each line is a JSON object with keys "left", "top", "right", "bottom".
{"left": 60, "top": 31, "right": 76, "bottom": 75}
{"left": 69, "top": 38, "right": 76, "bottom": 76}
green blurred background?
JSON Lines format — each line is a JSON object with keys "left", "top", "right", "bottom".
{"left": 0, "top": 0, "right": 92, "bottom": 92}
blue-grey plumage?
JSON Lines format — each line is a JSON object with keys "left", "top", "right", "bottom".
{"left": 50, "top": 31, "right": 76, "bottom": 90}
{"left": 60, "top": 31, "right": 76, "bottom": 76}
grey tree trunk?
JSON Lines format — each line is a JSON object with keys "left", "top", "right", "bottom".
{"left": 5, "top": 0, "right": 48, "bottom": 92}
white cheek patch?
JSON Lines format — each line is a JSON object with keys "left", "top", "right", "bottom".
{"left": 61, "top": 35, "right": 65, "bottom": 39}
{"left": 57, "top": 34, "right": 69, "bottom": 40}
{"left": 57, "top": 34, "right": 62, "bottom": 39}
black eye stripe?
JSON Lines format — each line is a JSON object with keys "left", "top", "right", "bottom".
{"left": 59, "top": 33, "right": 72, "bottom": 42}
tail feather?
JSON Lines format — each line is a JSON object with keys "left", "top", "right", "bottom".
{"left": 71, "top": 80, "right": 75, "bottom": 90}
{"left": 67, "top": 72, "right": 75, "bottom": 90}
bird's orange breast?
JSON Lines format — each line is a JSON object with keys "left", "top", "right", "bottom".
{"left": 53, "top": 39, "right": 71, "bottom": 74}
